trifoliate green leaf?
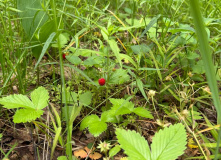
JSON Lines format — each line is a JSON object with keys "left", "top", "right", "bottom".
{"left": 13, "top": 108, "right": 44, "bottom": 123}
{"left": 0, "top": 94, "right": 34, "bottom": 109}
{"left": 132, "top": 107, "right": 153, "bottom": 119}
{"left": 116, "top": 128, "right": 151, "bottom": 160}
{"left": 31, "top": 86, "right": 49, "bottom": 110}
{"left": 151, "top": 123, "right": 187, "bottom": 160}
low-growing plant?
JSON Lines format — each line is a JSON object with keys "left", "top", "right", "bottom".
{"left": 116, "top": 123, "right": 187, "bottom": 160}
{"left": 0, "top": 86, "right": 49, "bottom": 123}
{"left": 80, "top": 98, "right": 153, "bottom": 137}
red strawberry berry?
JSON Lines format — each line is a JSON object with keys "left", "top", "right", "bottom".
{"left": 98, "top": 78, "right": 106, "bottom": 86}
{"left": 62, "top": 53, "right": 66, "bottom": 59}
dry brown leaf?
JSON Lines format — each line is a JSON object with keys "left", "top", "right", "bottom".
{"left": 74, "top": 146, "right": 102, "bottom": 159}
{"left": 84, "top": 146, "right": 95, "bottom": 154}
{"left": 89, "top": 152, "right": 102, "bottom": 160}
{"left": 73, "top": 149, "right": 87, "bottom": 158}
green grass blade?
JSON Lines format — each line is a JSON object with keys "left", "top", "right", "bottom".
{"left": 189, "top": 0, "right": 221, "bottom": 124}
{"left": 34, "top": 32, "right": 56, "bottom": 70}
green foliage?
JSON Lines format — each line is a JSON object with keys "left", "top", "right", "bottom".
{"left": 17, "top": 0, "right": 48, "bottom": 38}
{"left": 66, "top": 55, "right": 82, "bottom": 65}
{"left": 116, "top": 123, "right": 187, "bottom": 160}
{"left": 2, "top": 0, "right": 221, "bottom": 159}
{"left": 79, "top": 91, "right": 92, "bottom": 106}
{"left": 80, "top": 115, "right": 107, "bottom": 137}
{"left": 57, "top": 156, "right": 68, "bottom": 160}
{"left": 110, "top": 98, "right": 153, "bottom": 119}
{"left": 151, "top": 124, "right": 187, "bottom": 160}
{"left": 13, "top": 108, "right": 44, "bottom": 123}
{"left": 80, "top": 98, "right": 153, "bottom": 137}
{"left": 109, "top": 145, "right": 121, "bottom": 157}
{"left": 116, "top": 128, "right": 151, "bottom": 160}
{"left": 109, "top": 69, "right": 130, "bottom": 85}
{"left": 31, "top": 86, "right": 49, "bottom": 109}
{"left": 0, "top": 87, "right": 49, "bottom": 123}
{"left": 0, "top": 94, "right": 34, "bottom": 109}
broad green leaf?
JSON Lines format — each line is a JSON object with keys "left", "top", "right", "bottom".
{"left": 108, "top": 39, "right": 122, "bottom": 68}
{"left": 192, "top": 60, "right": 205, "bottom": 74}
{"left": 116, "top": 128, "right": 151, "bottom": 160}
{"left": 112, "top": 106, "right": 132, "bottom": 115}
{"left": 13, "top": 108, "right": 44, "bottom": 123}
{"left": 80, "top": 114, "right": 107, "bottom": 137}
{"left": 66, "top": 55, "right": 82, "bottom": 65}
{"left": 32, "top": 18, "right": 59, "bottom": 59}
{"left": 186, "top": 52, "right": 200, "bottom": 60}
{"left": 31, "top": 87, "right": 49, "bottom": 110}
{"left": 109, "top": 69, "right": 130, "bottom": 85}
{"left": 133, "top": 107, "right": 153, "bottom": 119}
{"left": 88, "top": 120, "right": 107, "bottom": 137}
{"left": 37, "top": 18, "right": 59, "bottom": 43}
{"left": 52, "top": 33, "right": 70, "bottom": 48}
{"left": 109, "top": 98, "right": 134, "bottom": 115}
{"left": 101, "top": 110, "right": 118, "bottom": 123}
{"left": 0, "top": 94, "right": 34, "bottom": 109}
{"left": 83, "top": 56, "right": 104, "bottom": 67}
{"left": 151, "top": 123, "right": 187, "bottom": 160}
{"left": 131, "top": 44, "right": 151, "bottom": 55}
{"left": 80, "top": 115, "right": 100, "bottom": 131}
{"left": 109, "top": 145, "right": 121, "bottom": 157}
{"left": 79, "top": 91, "right": 92, "bottom": 106}
{"left": 17, "top": 0, "right": 48, "bottom": 38}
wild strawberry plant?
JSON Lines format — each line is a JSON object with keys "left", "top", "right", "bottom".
{"left": 0, "top": 87, "right": 49, "bottom": 123}
{"left": 80, "top": 98, "right": 153, "bottom": 137}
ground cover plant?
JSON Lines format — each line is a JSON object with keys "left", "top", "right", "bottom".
{"left": 0, "top": 0, "right": 221, "bottom": 159}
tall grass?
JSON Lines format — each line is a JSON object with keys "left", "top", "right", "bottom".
{"left": 189, "top": 0, "right": 221, "bottom": 159}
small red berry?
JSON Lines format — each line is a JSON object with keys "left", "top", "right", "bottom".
{"left": 98, "top": 78, "right": 106, "bottom": 86}
{"left": 62, "top": 53, "right": 66, "bottom": 59}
